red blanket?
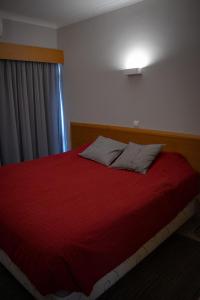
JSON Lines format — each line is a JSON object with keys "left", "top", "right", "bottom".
{"left": 0, "top": 148, "right": 199, "bottom": 295}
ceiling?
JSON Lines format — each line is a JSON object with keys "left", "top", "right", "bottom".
{"left": 0, "top": 0, "right": 144, "bottom": 29}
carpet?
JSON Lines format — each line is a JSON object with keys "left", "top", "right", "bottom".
{"left": 98, "top": 234, "right": 200, "bottom": 300}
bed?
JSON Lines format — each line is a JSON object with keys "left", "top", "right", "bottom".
{"left": 0, "top": 122, "right": 199, "bottom": 300}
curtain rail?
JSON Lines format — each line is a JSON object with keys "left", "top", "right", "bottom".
{"left": 0, "top": 42, "right": 64, "bottom": 64}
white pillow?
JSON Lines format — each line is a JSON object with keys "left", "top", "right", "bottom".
{"left": 79, "top": 136, "right": 126, "bottom": 166}
{"left": 111, "top": 142, "right": 163, "bottom": 173}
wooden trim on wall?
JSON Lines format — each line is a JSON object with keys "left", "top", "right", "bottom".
{"left": 0, "top": 42, "right": 64, "bottom": 64}
{"left": 71, "top": 122, "right": 200, "bottom": 173}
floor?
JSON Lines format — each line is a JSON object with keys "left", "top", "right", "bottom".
{"left": 0, "top": 216, "right": 200, "bottom": 300}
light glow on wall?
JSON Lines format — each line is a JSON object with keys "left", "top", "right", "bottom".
{"left": 124, "top": 48, "right": 150, "bottom": 69}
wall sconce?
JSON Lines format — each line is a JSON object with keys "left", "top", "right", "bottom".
{"left": 123, "top": 49, "right": 149, "bottom": 76}
{"left": 123, "top": 68, "right": 142, "bottom": 76}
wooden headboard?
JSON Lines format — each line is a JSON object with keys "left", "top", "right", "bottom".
{"left": 71, "top": 122, "right": 200, "bottom": 173}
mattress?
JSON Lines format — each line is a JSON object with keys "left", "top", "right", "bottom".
{"left": 0, "top": 198, "right": 198, "bottom": 300}
{"left": 0, "top": 148, "right": 199, "bottom": 297}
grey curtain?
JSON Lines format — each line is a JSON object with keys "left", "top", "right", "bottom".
{"left": 0, "top": 60, "right": 65, "bottom": 165}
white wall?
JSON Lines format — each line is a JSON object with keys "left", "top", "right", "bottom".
{"left": 58, "top": 0, "right": 200, "bottom": 135}
{"left": 1, "top": 19, "right": 57, "bottom": 48}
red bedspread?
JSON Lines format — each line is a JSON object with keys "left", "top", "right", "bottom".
{"left": 0, "top": 148, "right": 199, "bottom": 295}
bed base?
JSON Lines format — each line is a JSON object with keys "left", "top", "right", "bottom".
{"left": 0, "top": 198, "right": 198, "bottom": 300}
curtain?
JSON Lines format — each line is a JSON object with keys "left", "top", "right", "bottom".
{"left": 0, "top": 60, "right": 65, "bottom": 165}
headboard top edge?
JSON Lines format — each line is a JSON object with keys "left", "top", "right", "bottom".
{"left": 71, "top": 122, "right": 200, "bottom": 141}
